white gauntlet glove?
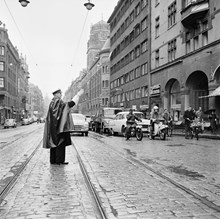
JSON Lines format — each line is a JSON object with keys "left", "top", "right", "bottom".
{"left": 72, "top": 89, "right": 84, "bottom": 105}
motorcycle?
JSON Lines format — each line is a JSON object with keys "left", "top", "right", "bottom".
{"left": 125, "top": 122, "right": 143, "bottom": 141}
{"left": 149, "top": 119, "right": 168, "bottom": 140}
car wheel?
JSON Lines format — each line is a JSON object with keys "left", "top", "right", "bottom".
{"left": 121, "top": 126, "right": 126, "bottom": 136}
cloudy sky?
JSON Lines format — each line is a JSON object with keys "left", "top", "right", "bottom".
{"left": 0, "top": 0, "right": 118, "bottom": 98}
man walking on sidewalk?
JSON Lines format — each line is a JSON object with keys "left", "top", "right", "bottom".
{"left": 43, "top": 88, "right": 84, "bottom": 165}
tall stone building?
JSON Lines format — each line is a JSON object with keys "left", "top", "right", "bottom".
{"left": 108, "top": 0, "right": 150, "bottom": 114}
{"left": 0, "top": 23, "right": 29, "bottom": 123}
{"left": 150, "top": 0, "right": 220, "bottom": 121}
{"left": 87, "top": 20, "right": 110, "bottom": 70}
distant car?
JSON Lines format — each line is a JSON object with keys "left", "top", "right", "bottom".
{"left": 108, "top": 111, "right": 150, "bottom": 136}
{"left": 4, "top": 119, "right": 17, "bottom": 128}
{"left": 39, "top": 117, "right": 45, "bottom": 123}
{"left": 21, "top": 118, "right": 30, "bottom": 125}
{"left": 70, "top": 113, "right": 89, "bottom": 136}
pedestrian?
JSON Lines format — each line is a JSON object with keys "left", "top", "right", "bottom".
{"left": 196, "top": 107, "right": 204, "bottom": 132}
{"left": 43, "top": 88, "right": 84, "bottom": 165}
{"left": 209, "top": 110, "right": 218, "bottom": 134}
{"left": 183, "top": 106, "right": 196, "bottom": 139}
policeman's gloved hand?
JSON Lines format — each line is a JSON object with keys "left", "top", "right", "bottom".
{"left": 72, "top": 89, "right": 84, "bottom": 105}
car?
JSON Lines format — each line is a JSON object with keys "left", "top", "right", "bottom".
{"left": 70, "top": 113, "right": 89, "bottom": 136}
{"left": 108, "top": 111, "right": 150, "bottom": 136}
{"left": 4, "top": 119, "right": 17, "bottom": 128}
{"left": 21, "top": 118, "right": 30, "bottom": 125}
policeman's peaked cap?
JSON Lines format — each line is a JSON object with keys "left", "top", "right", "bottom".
{"left": 52, "top": 89, "right": 62, "bottom": 95}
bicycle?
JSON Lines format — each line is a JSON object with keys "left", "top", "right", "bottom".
{"left": 190, "top": 121, "right": 202, "bottom": 140}
{"left": 166, "top": 120, "right": 173, "bottom": 137}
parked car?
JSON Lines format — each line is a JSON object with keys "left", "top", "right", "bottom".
{"left": 108, "top": 111, "right": 150, "bottom": 136}
{"left": 70, "top": 113, "right": 89, "bottom": 136}
{"left": 21, "top": 118, "right": 30, "bottom": 125}
{"left": 4, "top": 119, "right": 17, "bottom": 128}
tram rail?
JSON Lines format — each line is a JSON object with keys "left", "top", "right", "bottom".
{"left": 89, "top": 132, "right": 220, "bottom": 214}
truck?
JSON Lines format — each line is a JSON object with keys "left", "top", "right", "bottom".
{"left": 91, "top": 107, "right": 123, "bottom": 133}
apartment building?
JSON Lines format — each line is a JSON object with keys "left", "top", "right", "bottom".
{"left": 108, "top": 0, "right": 150, "bottom": 114}
{"left": 151, "top": 0, "right": 220, "bottom": 120}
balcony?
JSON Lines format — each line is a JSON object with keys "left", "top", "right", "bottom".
{"left": 181, "top": 0, "right": 209, "bottom": 26}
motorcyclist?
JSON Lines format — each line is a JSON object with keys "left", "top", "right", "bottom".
{"left": 150, "top": 105, "right": 160, "bottom": 136}
{"left": 125, "top": 108, "right": 142, "bottom": 139}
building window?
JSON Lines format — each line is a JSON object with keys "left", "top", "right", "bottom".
{"left": 130, "top": 70, "right": 135, "bottom": 80}
{"left": 130, "top": 11, "right": 134, "bottom": 23}
{"left": 168, "top": 39, "right": 176, "bottom": 62}
{"left": 130, "top": 50, "right": 135, "bottom": 61}
{"left": 135, "top": 88, "right": 141, "bottom": 99}
{"left": 155, "top": 16, "right": 160, "bottom": 38}
{"left": 193, "top": 36, "right": 199, "bottom": 50}
{"left": 141, "top": 0, "right": 148, "bottom": 9}
{"left": 135, "top": 3, "right": 140, "bottom": 17}
{"left": 141, "top": 40, "right": 148, "bottom": 54}
{"left": 0, "top": 77, "right": 4, "bottom": 88}
{"left": 130, "top": 30, "right": 134, "bottom": 42}
{"left": 141, "top": 86, "right": 148, "bottom": 97}
{"left": 202, "top": 31, "right": 208, "bottom": 46}
{"left": 0, "top": 61, "right": 4, "bottom": 71}
{"left": 168, "top": 1, "right": 176, "bottom": 28}
{"left": 141, "top": 63, "right": 148, "bottom": 75}
{"left": 141, "top": 17, "right": 147, "bottom": 32}
{"left": 135, "top": 66, "right": 141, "bottom": 78}
{"left": 135, "top": 46, "right": 140, "bottom": 58}
{"left": 0, "top": 46, "right": 5, "bottom": 56}
{"left": 155, "top": 49, "right": 160, "bottom": 68}
{"left": 135, "top": 24, "right": 141, "bottom": 37}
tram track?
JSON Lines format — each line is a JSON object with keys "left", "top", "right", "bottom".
{"left": 88, "top": 132, "right": 220, "bottom": 214}
{"left": 75, "top": 147, "right": 108, "bottom": 219}
{"left": 0, "top": 139, "right": 42, "bottom": 205}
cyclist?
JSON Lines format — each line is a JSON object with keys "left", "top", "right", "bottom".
{"left": 125, "top": 108, "right": 142, "bottom": 139}
{"left": 162, "top": 109, "right": 173, "bottom": 135}
{"left": 183, "top": 106, "right": 197, "bottom": 139}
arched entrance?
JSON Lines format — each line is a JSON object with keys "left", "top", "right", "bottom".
{"left": 165, "top": 79, "right": 181, "bottom": 121}
{"left": 185, "top": 71, "right": 209, "bottom": 111}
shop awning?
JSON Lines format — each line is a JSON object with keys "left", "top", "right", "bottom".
{"left": 199, "top": 86, "right": 220, "bottom": 98}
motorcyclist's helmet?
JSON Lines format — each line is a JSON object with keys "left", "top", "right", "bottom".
{"left": 153, "top": 106, "right": 159, "bottom": 111}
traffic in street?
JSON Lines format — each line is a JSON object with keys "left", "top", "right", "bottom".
{"left": 0, "top": 124, "right": 220, "bottom": 218}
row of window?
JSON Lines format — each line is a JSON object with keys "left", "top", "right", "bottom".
{"left": 111, "top": 2, "right": 148, "bottom": 46}
{"left": 110, "top": 39, "right": 148, "bottom": 75}
{"left": 111, "top": 86, "right": 148, "bottom": 104}
{"left": 111, "top": 16, "right": 148, "bottom": 60}
{"left": 110, "top": 0, "right": 148, "bottom": 32}
{"left": 110, "top": 63, "right": 148, "bottom": 90}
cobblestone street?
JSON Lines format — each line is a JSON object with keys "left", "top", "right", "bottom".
{"left": 0, "top": 144, "right": 100, "bottom": 219}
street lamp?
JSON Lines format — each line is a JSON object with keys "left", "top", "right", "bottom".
{"left": 84, "top": 0, "right": 95, "bottom": 10}
{"left": 19, "top": 0, "right": 30, "bottom": 7}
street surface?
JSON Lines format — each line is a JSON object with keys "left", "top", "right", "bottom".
{"left": 0, "top": 124, "right": 220, "bottom": 218}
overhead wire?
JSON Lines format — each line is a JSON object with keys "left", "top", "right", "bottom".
{"left": 3, "top": 0, "right": 38, "bottom": 68}
{"left": 71, "top": 10, "right": 89, "bottom": 71}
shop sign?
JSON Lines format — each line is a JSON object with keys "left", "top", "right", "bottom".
{"left": 140, "top": 105, "right": 149, "bottom": 110}
{"left": 150, "top": 84, "right": 161, "bottom": 96}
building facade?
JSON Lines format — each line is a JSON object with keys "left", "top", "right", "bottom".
{"left": 0, "top": 24, "right": 21, "bottom": 123}
{"left": 108, "top": 0, "right": 150, "bottom": 114}
{"left": 150, "top": 0, "right": 220, "bottom": 121}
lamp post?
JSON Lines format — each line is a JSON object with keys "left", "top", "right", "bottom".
{"left": 19, "top": 0, "right": 30, "bottom": 7}
{"left": 84, "top": 0, "right": 95, "bottom": 10}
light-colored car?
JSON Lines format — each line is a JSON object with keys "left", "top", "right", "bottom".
{"left": 4, "top": 119, "right": 17, "bottom": 128}
{"left": 21, "top": 118, "right": 30, "bottom": 125}
{"left": 108, "top": 111, "right": 150, "bottom": 136}
{"left": 70, "top": 113, "right": 89, "bottom": 136}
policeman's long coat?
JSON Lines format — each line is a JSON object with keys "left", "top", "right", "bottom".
{"left": 43, "top": 97, "right": 75, "bottom": 149}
